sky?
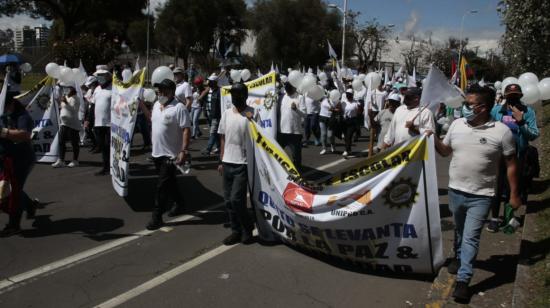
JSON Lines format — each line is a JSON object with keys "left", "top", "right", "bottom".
{"left": 0, "top": 0, "right": 503, "bottom": 52}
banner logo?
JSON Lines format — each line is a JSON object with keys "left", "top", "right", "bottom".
{"left": 283, "top": 182, "right": 316, "bottom": 213}
{"left": 383, "top": 178, "right": 418, "bottom": 209}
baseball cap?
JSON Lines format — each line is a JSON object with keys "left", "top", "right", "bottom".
{"left": 207, "top": 73, "right": 218, "bottom": 81}
{"left": 404, "top": 87, "right": 422, "bottom": 96}
{"left": 173, "top": 67, "right": 185, "bottom": 74}
{"left": 154, "top": 78, "right": 176, "bottom": 90}
{"left": 388, "top": 93, "right": 401, "bottom": 102}
{"left": 93, "top": 69, "right": 110, "bottom": 76}
{"left": 230, "top": 82, "right": 248, "bottom": 96}
{"left": 345, "top": 88, "right": 354, "bottom": 94}
{"left": 504, "top": 83, "right": 523, "bottom": 96}
{"left": 85, "top": 76, "right": 97, "bottom": 87}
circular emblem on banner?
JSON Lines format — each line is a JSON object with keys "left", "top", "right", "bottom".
{"left": 36, "top": 94, "right": 50, "bottom": 110}
{"left": 383, "top": 178, "right": 418, "bottom": 209}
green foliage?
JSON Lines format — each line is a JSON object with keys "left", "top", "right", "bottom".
{"left": 347, "top": 13, "right": 392, "bottom": 71}
{"left": 498, "top": 0, "right": 550, "bottom": 77}
{"left": 126, "top": 16, "right": 156, "bottom": 54}
{"left": 52, "top": 33, "right": 120, "bottom": 72}
{"left": 248, "top": 0, "right": 341, "bottom": 69}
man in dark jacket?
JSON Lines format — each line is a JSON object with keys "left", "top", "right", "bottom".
{"left": 203, "top": 74, "right": 222, "bottom": 156}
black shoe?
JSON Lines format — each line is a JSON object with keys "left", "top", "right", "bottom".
{"left": 146, "top": 218, "right": 164, "bottom": 230}
{"left": 0, "top": 225, "right": 21, "bottom": 237}
{"left": 167, "top": 205, "right": 185, "bottom": 217}
{"left": 26, "top": 201, "right": 37, "bottom": 219}
{"left": 448, "top": 258, "right": 460, "bottom": 275}
{"left": 453, "top": 281, "right": 470, "bottom": 302}
{"left": 486, "top": 219, "right": 500, "bottom": 233}
{"left": 222, "top": 232, "right": 242, "bottom": 245}
{"left": 241, "top": 231, "right": 254, "bottom": 245}
{"left": 94, "top": 169, "right": 108, "bottom": 176}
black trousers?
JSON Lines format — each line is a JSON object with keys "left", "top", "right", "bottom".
{"left": 8, "top": 155, "right": 35, "bottom": 228}
{"left": 343, "top": 118, "right": 357, "bottom": 153}
{"left": 278, "top": 133, "right": 302, "bottom": 170}
{"left": 58, "top": 125, "right": 80, "bottom": 161}
{"left": 223, "top": 163, "right": 253, "bottom": 234}
{"left": 94, "top": 126, "right": 110, "bottom": 171}
{"left": 152, "top": 157, "right": 184, "bottom": 220}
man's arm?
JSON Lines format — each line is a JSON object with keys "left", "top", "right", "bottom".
{"left": 424, "top": 130, "right": 453, "bottom": 157}
{"left": 218, "top": 134, "right": 225, "bottom": 175}
{"left": 504, "top": 154, "right": 522, "bottom": 209}
{"left": 176, "top": 127, "right": 191, "bottom": 165}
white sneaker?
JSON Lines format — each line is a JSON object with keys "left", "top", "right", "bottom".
{"left": 342, "top": 151, "right": 348, "bottom": 157}
{"left": 68, "top": 161, "right": 79, "bottom": 168}
{"left": 52, "top": 160, "right": 66, "bottom": 168}
{"left": 320, "top": 148, "right": 327, "bottom": 155}
{"left": 330, "top": 145, "right": 335, "bottom": 153}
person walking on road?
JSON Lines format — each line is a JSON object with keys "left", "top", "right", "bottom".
{"left": 52, "top": 83, "right": 81, "bottom": 168}
{"left": 278, "top": 82, "right": 306, "bottom": 170}
{"left": 92, "top": 69, "right": 113, "bottom": 176}
{"left": 427, "top": 85, "right": 521, "bottom": 302}
{"left": 147, "top": 79, "right": 191, "bottom": 230}
{"left": 203, "top": 74, "right": 221, "bottom": 156}
{"left": 218, "top": 82, "right": 255, "bottom": 245}
{"left": 341, "top": 88, "right": 361, "bottom": 158}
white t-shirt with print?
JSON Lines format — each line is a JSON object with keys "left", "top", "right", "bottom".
{"left": 218, "top": 106, "right": 254, "bottom": 165}
{"left": 151, "top": 99, "right": 191, "bottom": 158}
{"left": 443, "top": 118, "right": 515, "bottom": 196}
{"left": 93, "top": 86, "right": 112, "bottom": 127}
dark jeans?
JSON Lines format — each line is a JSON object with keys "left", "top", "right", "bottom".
{"left": 134, "top": 113, "right": 151, "bottom": 147}
{"left": 152, "top": 156, "right": 184, "bottom": 221}
{"left": 343, "top": 118, "right": 357, "bottom": 153}
{"left": 278, "top": 133, "right": 302, "bottom": 170}
{"left": 58, "top": 125, "right": 80, "bottom": 161}
{"left": 94, "top": 126, "right": 111, "bottom": 172}
{"left": 8, "top": 155, "right": 35, "bottom": 228}
{"left": 491, "top": 154, "right": 528, "bottom": 218}
{"left": 304, "top": 113, "right": 320, "bottom": 142}
{"left": 223, "top": 163, "right": 253, "bottom": 234}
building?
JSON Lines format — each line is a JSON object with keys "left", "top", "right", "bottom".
{"left": 35, "top": 24, "right": 49, "bottom": 47}
{"left": 14, "top": 25, "right": 48, "bottom": 51}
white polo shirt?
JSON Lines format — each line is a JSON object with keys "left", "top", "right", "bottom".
{"left": 383, "top": 105, "right": 435, "bottom": 146}
{"left": 279, "top": 93, "right": 306, "bottom": 135}
{"left": 175, "top": 81, "right": 192, "bottom": 104}
{"left": 93, "top": 86, "right": 112, "bottom": 127}
{"left": 151, "top": 99, "right": 191, "bottom": 158}
{"left": 218, "top": 106, "right": 254, "bottom": 165}
{"left": 443, "top": 118, "right": 515, "bottom": 197}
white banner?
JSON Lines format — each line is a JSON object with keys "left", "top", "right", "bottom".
{"left": 110, "top": 70, "right": 145, "bottom": 197}
{"left": 248, "top": 122, "right": 443, "bottom": 274}
{"left": 221, "top": 72, "right": 278, "bottom": 138}
{"left": 21, "top": 77, "right": 60, "bottom": 163}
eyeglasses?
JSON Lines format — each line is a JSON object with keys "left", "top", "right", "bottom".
{"left": 463, "top": 102, "right": 485, "bottom": 110}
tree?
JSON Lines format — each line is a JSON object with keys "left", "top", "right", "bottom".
{"left": 401, "top": 36, "right": 425, "bottom": 75}
{"left": 0, "top": 0, "right": 147, "bottom": 39}
{"left": 498, "top": 0, "right": 550, "bottom": 77}
{"left": 346, "top": 13, "right": 392, "bottom": 70}
{"left": 126, "top": 15, "right": 156, "bottom": 54}
{"left": 248, "top": 0, "right": 341, "bottom": 69}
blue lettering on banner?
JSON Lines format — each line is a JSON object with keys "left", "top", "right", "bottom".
{"left": 34, "top": 119, "right": 53, "bottom": 128}
{"left": 259, "top": 119, "right": 272, "bottom": 128}
{"left": 110, "top": 123, "right": 131, "bottom": 144}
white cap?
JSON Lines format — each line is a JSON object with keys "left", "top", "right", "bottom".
{"left": 345, "top": 88, "right": 354, "bottom": 94}
{"left": 95, "top": 65, "right": 109, "bottom": 71}
{"left": 207, "top": 73, "right": 218, "bottom": 81}
{"left": 85, "top": 76, "right": 97, "bottom": 86}
{"left": 58, "top": 81, "right": 73, "bottom": 87}
{"left": 93, "top": 69, "right": 110, "bottom": 76}
{"left": 388, "top": 93, "right": 401, "bottom": 102}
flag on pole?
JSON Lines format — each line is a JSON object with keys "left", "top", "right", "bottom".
{"left": 275, "top": 65, "right": 280, "bottom": 74}
{"left": 420, "top": 64, "right": 464, "bottom": 114}
{"left": 459, "top": 57, "right": 468, "bottom": 91}
{"left": 327, "top": 40, "right": 338, "bottom": 59}
{"left": 270, "top": 62, "right": 274, "bottom": 72}
{"left": 135, "top": 56, "right": 141, "bottom": 71}
{"left": 384, "top": 67, "right": 389, "bottom": 85}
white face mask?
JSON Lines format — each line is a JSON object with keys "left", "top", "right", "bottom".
{"left": 158, "top": 95, "right": 170, "bottom": 105}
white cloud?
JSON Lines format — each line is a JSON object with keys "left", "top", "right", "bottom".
{"left": 0, "top": 15, "right": 50, "bottom": 30}
{"left": 420, "top": 27, "right": 503, "bottom": 53}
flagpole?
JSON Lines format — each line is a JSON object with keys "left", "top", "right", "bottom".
{"left": 457, "top": 10, "right": 477, "bottom": 86}
{"left": 146, "top": 0, "right": 151, "bottom": 83}
{"left": 341, "top": 0, "right": 348, "bottom": 68}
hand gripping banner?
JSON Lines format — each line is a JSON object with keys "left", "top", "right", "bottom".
{"left": 248, "top": 121, "right": 444, "bottom": 274}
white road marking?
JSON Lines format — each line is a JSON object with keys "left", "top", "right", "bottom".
{"left": 0, "top": 203, "right": 223, "bottom": 294}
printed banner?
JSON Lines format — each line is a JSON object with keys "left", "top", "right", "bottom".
{"left": 248, "top": 122, "right": 443, "bottom": 274}
{"left": 110, "top": 70, "right": 145, "bottom": 197}
{"left": 20, "top": 77, "right": 60, "bottom": 163}
{"left": 221, "top": 71, "right": 278, "bottom": 137}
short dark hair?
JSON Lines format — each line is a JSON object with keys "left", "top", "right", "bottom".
{"left": 467, "top": 84, "right": 496, "bottom": 109}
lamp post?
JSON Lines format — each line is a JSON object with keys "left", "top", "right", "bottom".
{"left": 329, "top": 0, "right": 348, "bottom": 67}
{"left": 457, "top": 10, "right": 478, "bottom": 70}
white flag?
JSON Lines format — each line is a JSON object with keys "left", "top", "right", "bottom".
{"left": 420, "top": 64, "right": 464, "bottom": 113}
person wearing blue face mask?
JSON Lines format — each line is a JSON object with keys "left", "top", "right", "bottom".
{"left": 426, "top": 85, "right": 521, "bottom": 302}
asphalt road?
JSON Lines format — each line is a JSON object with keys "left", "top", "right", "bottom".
{"left": 0, "top": 126, "right": 507, "bottom": 308}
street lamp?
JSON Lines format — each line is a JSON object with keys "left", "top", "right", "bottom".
{"left": 457, "top": 10, "right": 478, "bottom": 69}
{"left": 328, "top": 0, "right": 348, "bottom": 67}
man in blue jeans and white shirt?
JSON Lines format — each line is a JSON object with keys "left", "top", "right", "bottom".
{"left": 428, "top": 85, "right": 521, "bottom": 302}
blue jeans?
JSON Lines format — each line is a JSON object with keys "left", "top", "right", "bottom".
{"left": 319, "top": 116, "right": 334, "bottom": 148}
{"left": 190, "top": 107, "right": 202, "bottom": 138}
{"left": 304, "top": 113, "right": 320, "bottom": 143}
{"left": 135, "top": 113, "right": 151, "bottom": 146}
{"left": 449, "top": 188, "right": 492, "bottom": 283}
{"left": 206, "top": 118, "right": 219, "bottom": 152}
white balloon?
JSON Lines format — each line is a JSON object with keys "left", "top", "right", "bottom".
{"left": 122, "top": 69, "right": 133, "bottom": 83}
{"left": 307, "top": 85, "right": 325, "bottom": 101}
{"left": 445, "top": 95, "right": 464, "bottom": 108}
{"left": 71, "top": 68, "right": 81, "bottom": 82}
{"left": 20, "top": 63, "right": 32, "bottom": 73}
{"left": 45, "top": 62, "right": 60, "bottom": 78}
{"left": 494, "top": 81, "right": 502, "bottom": 90}
{"left": 352, "top": 78, "right": 363, "bottom": 92}
{"left": 59, "top": 66, "right": 73, "bottom": 84}
{"left": 518, "top": 72, "right": 539, "bottom": 86}
{"left": 329, "top": 89, "right": 341, "bottom": 102}
{"left": 365, "top": 72, "right": 382, "bottom": 89}
{"left": 280, "top": 75, "right": 288, "bottom": 83}
{"left": 288, "top": 70, "right": 304, "bottom": 88}
{"left": 357, "top": 73, "right": 366, "bottom": 82}
{"left": 300, "top": 74, "right": 317, "bottom": 93}
{"left": 538, "top": 78, "right": 550, "bottom": 101}
{"left": 501, "top": 76, "right": 519, "bottom": 94}
{"left": 318, "top": 72, "right": 328, "bottom": 82}
{"left": 241, "top": 69, "right": 251, "bottom": 82}
{"left": 230, "top": 69, "right": 242, "bottom": 83}
{"left": 143, "top": 88, "right": 157, "bottom": 102}
{"left": 151, "top": 66, "right": 174, "bottom": 85}
{"left": 78, "top": 71, "right": 88, "bottom": 85}
{"left": 521, "top": 83, "right": 541, "bottom": 105}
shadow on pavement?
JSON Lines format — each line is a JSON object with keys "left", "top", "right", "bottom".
{"left": 470, "top": 254, "right": 518, "bottom": 295}
{"left": 166, "top": 210, "right": 228, "bottom": 227}
{"left": 529, "top": 178, "right": 550, "bottom": 195}
{"left": 518, "top": 237, "right": 550, "bottom": 266}
{"left": 21, "top": 215, "right": 124, "bottom": 240}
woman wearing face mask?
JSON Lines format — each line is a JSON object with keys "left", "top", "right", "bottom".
{"left": 52, "top": 83, "right": 81, "bottom": 168}
{"left": 0, "top": 94, "right": 36, "bottom": 237}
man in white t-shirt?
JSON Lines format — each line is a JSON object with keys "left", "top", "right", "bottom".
{"left": 383, "top": 87, "right": 435, "bottom": 148}
{"left": 147, "top": 79, "right": 191, "bottom": 230}
{"left": 217, "top": 82, "right": 255, "bottom": 245}
{"left": 303, "top": 95, "right": 321, "bottom": 146}
{"left": 428, "top": 85, "right": 520, "bottom": 302}
{"left": 92, "top": 69, "right": 113, "bottom": 176}
{"left": 174, "top": 67, "right": 192, "bottom": 109}
{"left": 278, "top": 82, "right": 306, "bottom": 170}
{"left": 365, "top": 83, "right": 387, "bottom": 130}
